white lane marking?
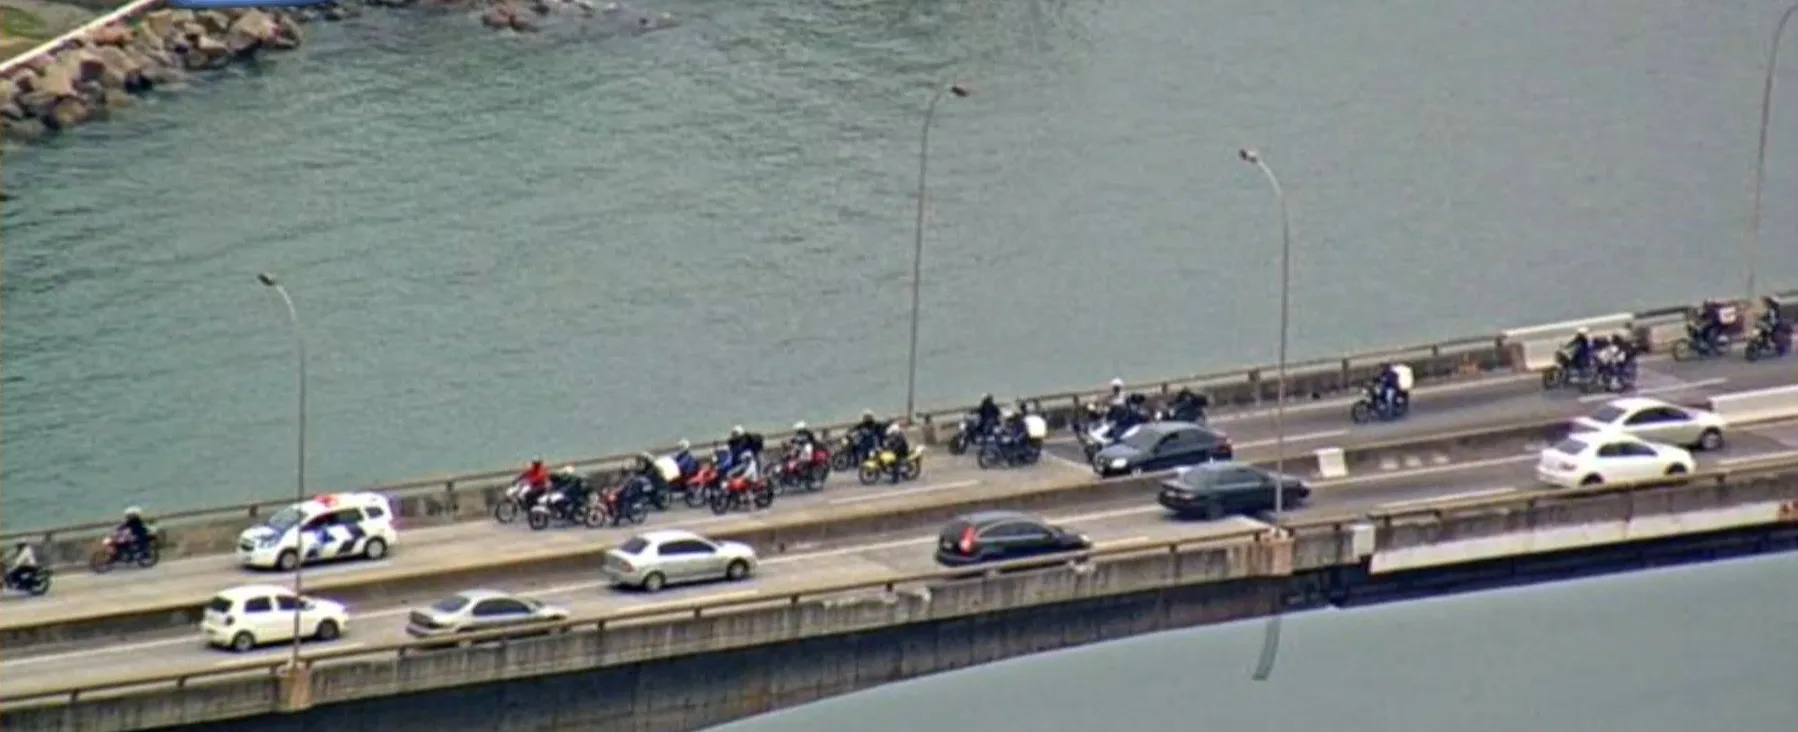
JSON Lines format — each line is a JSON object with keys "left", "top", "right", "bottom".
{"left": 1043, "top": 452, "right": 1092, "bottom": 471}
{"left": 1577, "top": 377, "right": 1729, "bottom": 404}
{"left": 1377, "top": 487, "right": 1518, "bottom": 510}
{"left": 829, "top": 480, "right": 979, "bottom": 505}
{"left": 1718, "top": 450, "right": 1798, "bottom": 467}
{"left": 210, "top": 642, "right": 367, "bottom": 668}
{"left": 1234, "top": 429, "right": 1351, "bottom": 450}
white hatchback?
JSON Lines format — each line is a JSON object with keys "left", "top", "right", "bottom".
{"left": 202, "top": 584, "right": 349, "bottom": 653}
{"left": 1536, "top": 433, "right": 1696, "bottom": 489}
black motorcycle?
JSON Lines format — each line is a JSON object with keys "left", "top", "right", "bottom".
{"left": 1592, "top": 355, "right": 1638, "bottom": 393}
{"left": 1349, "top": 385, "right": 1409, "bottom": 423}
{"left": 526, "top": 488, "right": 606, "bottom": 530}
{"left": 1745, "top": 321, "right": 1793, "bottom": 362}
{"left": 976, "top": 434, "right": 1041, "bottom": 469}
{"left": 3, "top": 566, "right": 52, "bottom": 596}
{"left": 947, "top": 413, "right": 999, "bottom": 456}
{"left": 90, "top": 528, "right": 163, "bottom": 574}
{"left": 599, "top": 486, "right": 651, "bottom": 527}
{"left": 830, "top": 431, "right": 878, "bottom": 471}
{"left": 1671, "top": 322, "right": 1732, "bottom": 361}
{"left": 1541, "top": 347, "right": 1598, "bottom": 391}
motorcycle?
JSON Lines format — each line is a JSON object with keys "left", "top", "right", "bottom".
{"left": 598, "top": 486, "right": 651, "bottom": 527}
{"left": 682, "top": 456, "right": 724, "bottom": 508}
{"left": 1744, "top": 321, "right": 1793, "bottom": 362}
{"left": 709, "top": 471, "right": 775, "bottom": 514}
{"left": 492, "top": 479, "right": 543, "bottom": 524}
{"left": 830, "top": 432, "right": 877, "bottom": 472}
{"left": 1540, "top": 347, "right": 1596, "bottom": 391}
{"left": 89, "top": 527, "right": 163, "bottom": 574}
{"left": 858, "top": 446, "right": 925, "bottom": 485}
{"left": 976, "top": 434, "right": 1040, "bottom": 469}
{"left": 770, "top": 445, "right": 832, "bottom": 493}
{"left": 1591, "top": 354, "right": 1638, "bottom": 393}
{"left": 1671, "top": 322, "right": 1732, "bottom": 362}
{"left": 947, "top": 413, "right": 998, "bottom": 456}
{"left": 3, "top": 566, "right": 52, "bottom": 596}
{"left": 1349, "top": 385, "right": 1410, "bottom": 424}
{"left": 526, "top": 488, "right": 606, "bottom": 530}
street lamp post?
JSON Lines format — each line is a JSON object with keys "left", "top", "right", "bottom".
{"left": 257, "top": 272, "right": 308, "bottom": 669}
{"left": 1746, "top": 2, "right": 1798, "bottom": 302}
{"left": 1238, "top": 147, "right": 1292, "bottom": 682}
{"left": 903, "top": 79, "right": 971, "bottom": 423}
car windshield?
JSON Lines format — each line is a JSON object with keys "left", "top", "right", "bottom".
{"left": 262, "top": 507, "right": 305, "bottom": 533}
{"left": 1588, "top": 405, "right": 1627, "bottom": 424}
{"left": 618, "top": 537, "right": 650, "bottom": 555}
{"left": 1120, "top": 428, "right": 1164, "bottom": 451}
{"left": 430, "top": 595, "right": 472, "bottom": 613}
{"left": 1551, "top": 438, "right": 1589, "bottom": 456}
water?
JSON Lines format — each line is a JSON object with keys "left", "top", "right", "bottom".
{"left": 712, "top": 552, "right": 1798, "bottom": 732}
{"left": 5, "top": 0, "right": 1798, "bottom": 529}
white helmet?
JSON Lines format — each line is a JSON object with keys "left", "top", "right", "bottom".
{"left": 731, "top": 425, "right": 745, "bottom": 436}
{"left": 1110, "top": 378, "right": 1124, "bottom": 388}
{"left": 558, "top": 466, "right": 576, "bottom": 476}
{"left": 124, "top": 506, "right": 142, "bottom": 518}
{"left": 793, "top": 421, "right": 807, "bottom": 431}
{"left": 886, "top": 423, "right": 903, "bottom": 436}
{"left": 1577, "top": 327, "right": 1589, "bottom": 335}
{"left": 677, "top": 439, "right": 691, "bottom": 450}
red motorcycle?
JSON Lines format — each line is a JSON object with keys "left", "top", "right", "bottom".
{"left": 682, "top": 461, "right": 722, "bottom": 508}
{"left": 770, "top": 445, "right": 832, "bottom": 494}
{"left": 709, "top": 471, "right": 775, "bottom": 515}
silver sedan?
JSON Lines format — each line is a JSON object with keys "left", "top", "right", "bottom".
{"left": 405, "top": 589, "right": 569, "bottom": 641}
{"left": 601, "top": 529, "right": 758, "bottom": 592}
{"left": 1572, "top": 397, "right": 1730, "bottom": 451}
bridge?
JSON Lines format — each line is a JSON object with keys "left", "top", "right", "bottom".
{"left": 2, "top": 291, "right": 1796, "bottom": 731}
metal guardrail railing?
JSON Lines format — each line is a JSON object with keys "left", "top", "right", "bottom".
{"left": 0, "top": 526, "right": 1275, "bottom": 706}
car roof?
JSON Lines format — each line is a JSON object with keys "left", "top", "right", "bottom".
{"left": 954, "top": 510, "right": 1037, "bottom": 527}
{"left": 447, "top": 588, "right": 516, "bottom": 603}
{"left": 632, "top": 529, "right": 705, "bottom": 545}
{"left": 1600, "top": 397, "right": 1676, "bottom": 412}
{"left": 215, "top": 584, "right": 292, "bottom": 599}
{"left": 294, "top": 492, "right": 389, "bottom": 514}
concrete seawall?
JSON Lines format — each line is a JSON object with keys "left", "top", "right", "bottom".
{"left": 8, "top": 465, "right": 1798, "bottom": 732}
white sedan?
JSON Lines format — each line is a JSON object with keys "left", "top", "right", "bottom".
{"left": 1571, "top": 397, "right": 1729, "bottom": 451}
{"left": 1536, "top": 433, "right": 1696, "bottom": 489}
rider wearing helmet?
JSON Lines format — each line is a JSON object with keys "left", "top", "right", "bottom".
{"left": 1107, "top": 378, "right": 1127, "bottom": 407}
{"left": 974, "top": 394, "right": 1001, "bottom": 438}
{"left": 5, "top": 541, "right": 39, "bottom": 588}
{"left": 1564, "top": 327, "right": 1594, "bottom": 372}
{"left": 550, "top": 465, "right": 587, "bottom": 506}
{"left": 671, "top": 439, "right": 699, "bottom": 478}
{"left": 790, "top": 421, "right": 818, "bottom": 464}
{"left": 852, "top": 410, "right": 884, "bottom": 455}
{"left": 517, "top": 457, "right": 550, "bottom": 491}
{"left": 1376, "top": 362, "right": 1402, "bottom": 411}
{"left": 117, "top": 507, "right": 151, "bottom": 558}
{"left": 881, "top": 422, "right": 911, "bottom": 461}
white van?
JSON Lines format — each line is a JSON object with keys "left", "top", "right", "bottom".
{"left": 236, "top": 492, "right": 397, "bottom": 571}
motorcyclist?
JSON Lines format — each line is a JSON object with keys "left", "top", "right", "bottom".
{"left": 1376, "top": 362, "right": 1402, "bottom": 411}
{"left": 1168, "top": 387, "right": 1209, "bottom": 422}
{"left": 789, "top": 421, "right": 818, "bottom": 465}
{"left": 852, "top": 410, "right": 885, "bottom": 455}
{"left": 549, "top": 466, "right": 588, "bottom": 508}
{"left": 1001, "top": 409, "right": 1029, "bottom": 446}
{"left": 5, "top": 542, "right": 39, "bottom": 588}
{"left": 632, "top": 452, "right": 669, "bottom": 496}
{"left": 1106, "top": 378, "right": 1126, "bottom": 408}
{"left": 882, "top": 423, "right": 911, "bottom": 465}
{"left": 517, "top": 457, "right": 550, "bottom": 492}
{"left": 671, "top": 439, "right": 699, "bottom": 478}
{"left": 726, "top": 426, "right": 766, "bottom": 460}
{"left": 728, "top": 446, "right": 762, "bottom": 484}
{"left": 1758, "top": 297, "right": 1790, "bottom": 338}
{"left": 1564, "top": 328, "right": 1593, "bottom": 372}
{"left": 1696, "top": 299, "right": 1734, "bottom": 349}
{"left": 974, "top": 394, "right": 1001, "bottom": 437}
{"left": 116, "top": 507, "right": 151, "bottom": 559}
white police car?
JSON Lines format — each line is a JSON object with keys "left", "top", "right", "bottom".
{"left": 237, "top": 492, "right": 398, "bottom": 571}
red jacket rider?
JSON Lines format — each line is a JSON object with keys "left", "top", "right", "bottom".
{"left": 519, "top": 458, "right": 550, "bottom": 490}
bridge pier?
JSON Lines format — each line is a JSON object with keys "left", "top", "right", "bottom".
{"left": 277, "top": 665, "right": 314, "bottom": 714}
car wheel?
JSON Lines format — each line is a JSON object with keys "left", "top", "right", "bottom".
{"left": 276, "top": 550, "right": 299, "bottom": 572}
{"left": 363, "top": 538, "right": 388, "bottom": 561}
{"left": 1697, "top": 429, "right": 1724, "bottom": 452}
{"left": 725, "top": 560, "right": 750, "bottom": 581}
{"left": 1580, "top": 475, "right": 1603, "bottom": 487}
{"left": 641, "top": 572, "right": 666, "bottom": 593}
{"left": 314, "top": 619, "right": 341, "bottom": 642}
{"left": 231, "top": 631, "right": 256, "bottom": 653}
{"left": 1664, "top": 463, "right": 1688, "bottom": 476}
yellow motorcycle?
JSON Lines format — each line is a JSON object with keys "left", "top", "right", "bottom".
{"left": 857, "top": 446, "right": 924, "bottom": 485}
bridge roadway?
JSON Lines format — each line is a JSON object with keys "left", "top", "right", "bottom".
{"left": 2, "top": 417, "right": 1797, "bottom": 695}
{"left": 0, "top": 356, "right": 1789, "bottom": 635}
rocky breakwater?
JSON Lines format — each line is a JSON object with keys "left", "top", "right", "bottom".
{"left": 476, "top": 0, "right": 677, "bottom": 34}
{"left": 1, "top": 8, "right": 304, "bottom": 142}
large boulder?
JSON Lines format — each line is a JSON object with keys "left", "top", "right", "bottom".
{"left": 45, "top": 96, "right": 91, "bottom": 130}
{"left": 141, "top": 9, "right": 179, "bottom": 40}
{"left": 196, "top": 10, "right": 232, "bottom": 35}
{"left": 94, "top": 46, "right": 148, "bottom": 92}
{"left": 480, "top": 4, "right": 514, "bottom": 28}
{"left": 272, "top": 13, "right": 305, "bottom": 48}
{"left": 89, "top": 23, "right": 135, "bottom": 47}
{"left": 3, "top": 117, "right": 49, "bottom": 142}
{"left": 224, "top": 9, "right": 279, "bottom": 54}
{"left": 183, "top": 34, "right": 231, "bottom": 71}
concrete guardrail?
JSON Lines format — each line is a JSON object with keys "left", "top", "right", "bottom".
{"left": 9, "top": 456, "right": 1798, "bottom": 716}
{"left": 1708, "top": 385, "right": 1798, "bottom": 424}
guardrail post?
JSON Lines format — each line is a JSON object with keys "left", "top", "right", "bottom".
{"left": 921, "top": 415, "right": 938, "bottom": 446}
{"left": 276, "top": 664, "right": 314, "bottom": 713}
{"left": 1247, "top": 368, "right": 1262, "bottom": 405}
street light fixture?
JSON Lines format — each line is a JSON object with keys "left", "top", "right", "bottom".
{"left": 1237, "top": 147, "right": 1293, "bottom": 682}
{"left": 903, "top": 79, "right": 972, "bottom": 423}
{"left": 1745, "top": 2, "right": 1798, "bottom": 302}
{"left": 257, "top": 272, "right": 308, "bottom": 669}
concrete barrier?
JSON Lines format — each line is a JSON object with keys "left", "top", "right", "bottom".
{"left": 10, "top": 458, "right": 1798, "bottom": 730}
{"left": 1707, "top": 385, "right": 1798, "bottom": 424}
{"left": 1501, "top": 312, "right": 1635, "bottom": 371}
{"left": 0, "top": 418, "right": 1587, "bottom": 650}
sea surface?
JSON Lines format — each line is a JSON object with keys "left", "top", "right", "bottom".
{"left": 712, "top": 552, "right": 1798, "bottom": 732}
{"left": 5, "top": 0, "right": 1798, "bottom": 527}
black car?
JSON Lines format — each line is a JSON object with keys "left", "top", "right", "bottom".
{"left": 1092, "top": 421, "right": 1234, "bottom": 477}
{"left": 1157, "top": 462, "right": 1310, "bottom": 519}
{"left": 934, "top": 511, "right": 1092, "bottom": 567}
